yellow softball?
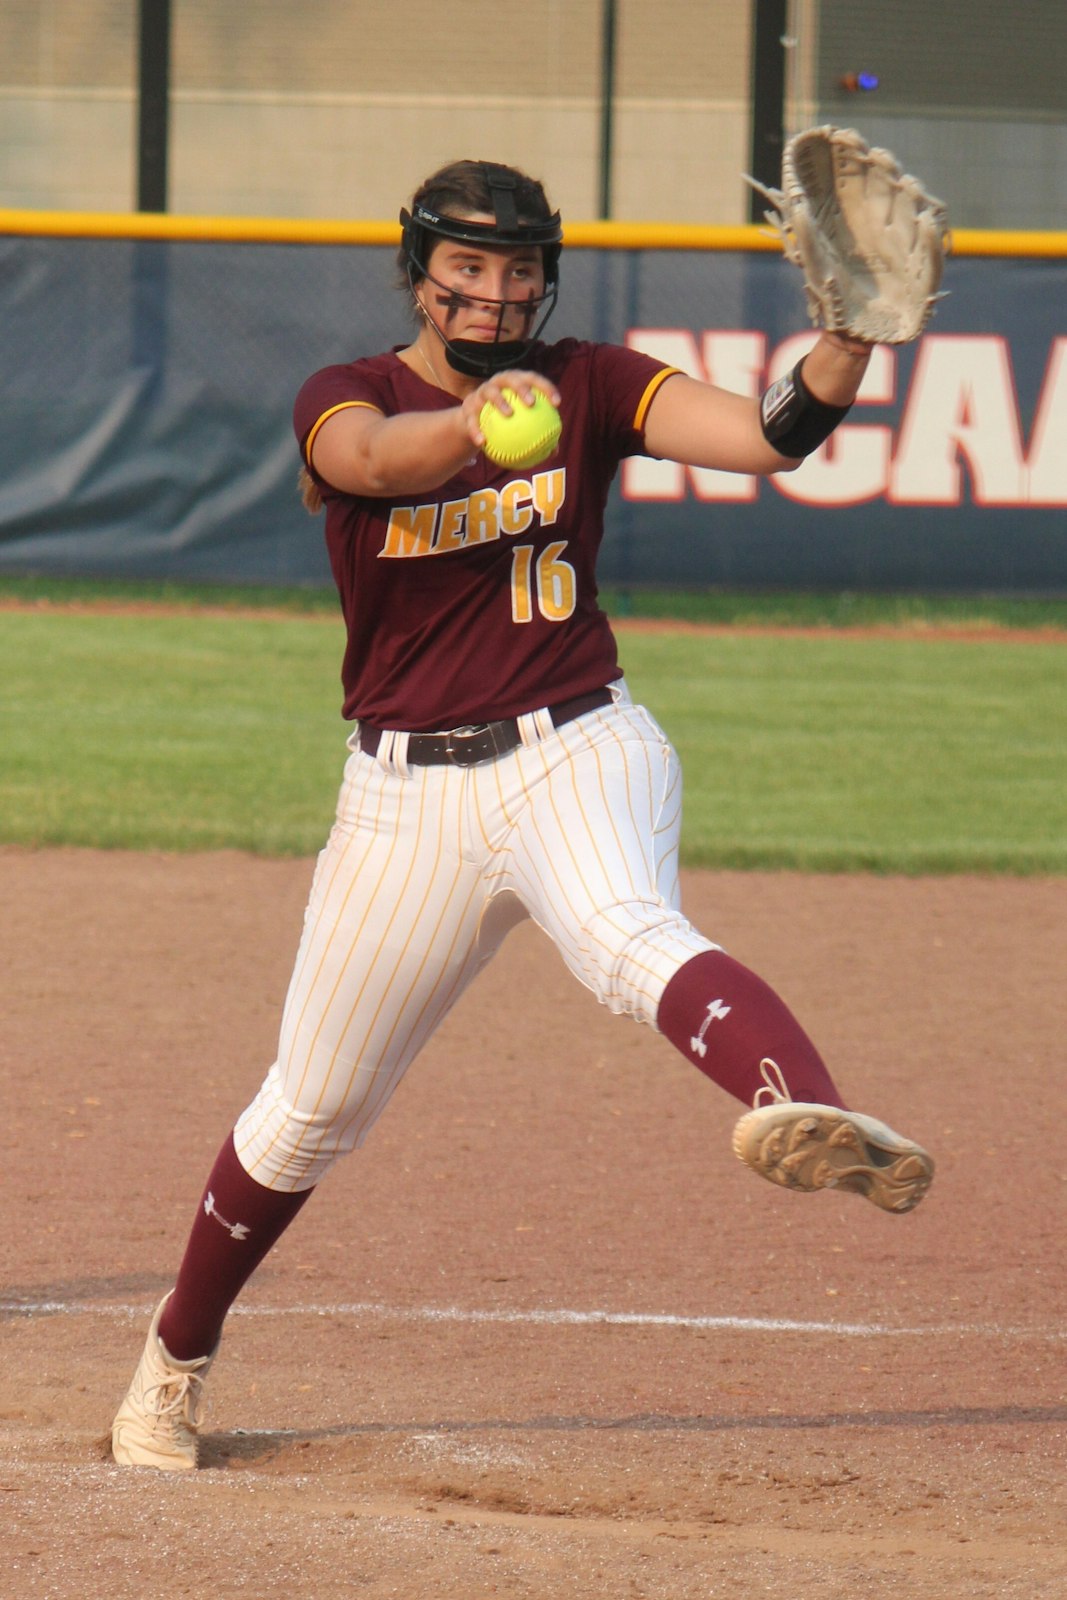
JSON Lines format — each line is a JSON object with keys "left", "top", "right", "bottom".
{"left": 479, "top": 388, "right": 562, "bottom": 470}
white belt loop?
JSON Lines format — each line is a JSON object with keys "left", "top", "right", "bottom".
{"left": 533, "top": 705, "right": 556, "bottom": 742}
{"left": 379, "top": 729, "right": 412, "bottom": 778}
{"left": 527, "top": 707, "right": 556, "bottom": 742}
{"left": 517, "top": 706, "right": 556, "bottom": 747}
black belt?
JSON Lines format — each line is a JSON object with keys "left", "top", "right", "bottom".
{"left": 359, "top": 688, "right": 613, "bottom": 768}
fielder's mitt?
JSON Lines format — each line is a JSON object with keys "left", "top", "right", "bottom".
{"left": 749, "top": 125, "right": 949, "bottom": 344}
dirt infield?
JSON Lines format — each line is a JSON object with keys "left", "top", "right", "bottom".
{"left": 2, "top": 847, "right": 1065, "bottom": 1598}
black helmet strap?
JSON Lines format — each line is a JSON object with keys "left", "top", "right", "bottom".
{"left": 482, "top": 162, "right": 520, "bottom": 232}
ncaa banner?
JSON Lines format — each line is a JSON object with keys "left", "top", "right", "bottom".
{"left": 0, "top": 219, "right": 1063, "bottom": 593}
{"left": 579, "top": 248, "right": 1067, "bottom": 593}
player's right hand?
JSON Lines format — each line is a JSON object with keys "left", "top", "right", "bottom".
{"left": 461, "top": 370, "right": 562, "bottom": 448}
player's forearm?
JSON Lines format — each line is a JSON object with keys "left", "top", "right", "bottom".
{"left": 643, "top": 338, "right": 873, "bottom": 476}
{"left": 799, "top": 332, "right": 873, "bottom": 407}
{"left": 313, "top": 369, "right": 561, "bottom": 497}
{"left": 330, "top": 408, "right": 476, "bottom": 497}
{"left": 643, "top": 377, "right": 800, "bottom": 475}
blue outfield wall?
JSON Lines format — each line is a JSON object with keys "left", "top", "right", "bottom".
{"left": 0, "top": 223, "right": 1065, "bottom": 593}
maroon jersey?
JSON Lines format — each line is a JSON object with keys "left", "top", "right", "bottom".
{"left": 293, "top": 338, "right": 679, "bottom": 730}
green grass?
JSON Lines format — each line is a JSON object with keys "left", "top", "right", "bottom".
{"left": 603, "top": 586, "right": 1067, "bottom": 634}
{"left": 1, "top": 611, "right": 345, "bottom": 854}
{"left": 633, "top": 630, "right": 1066, "bottom": 874}
{"left": 1, "top": 603, "right": 1063, "bottom": 871}
{"left": 3, "top": 572, "right": 1067, "bottom": 631}
{"left": 0, "top": 573, "right": 343, "bottom": 616}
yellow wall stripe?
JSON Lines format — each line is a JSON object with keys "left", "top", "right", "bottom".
{"left": 2, "top": 208, "right": 1065, "bottom": 259}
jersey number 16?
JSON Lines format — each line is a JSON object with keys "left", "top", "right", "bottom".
{"left": 511, "top": 541, "right": 577, "bottom": 624}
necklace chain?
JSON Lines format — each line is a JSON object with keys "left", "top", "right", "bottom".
{"left": 417, "top": 343, "right": 439, "bottom": 388}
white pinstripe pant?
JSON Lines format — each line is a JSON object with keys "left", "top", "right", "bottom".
{"left": 234, "top": 683, "right": 717, "bottom": 1191}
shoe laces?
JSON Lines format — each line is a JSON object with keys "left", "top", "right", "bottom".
{"left": 753, "top": 1058, "right": 793, "bottom": 1108}
{"left": 143, "top": 1367, "right": 207, "bottom": 1429}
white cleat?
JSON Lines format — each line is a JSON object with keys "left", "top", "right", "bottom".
{"left": 111, "top": 1294, "right": 217, "bottom": 1470}
{"left": 732, "top": 1060, "right": 935, "bottom": 1214}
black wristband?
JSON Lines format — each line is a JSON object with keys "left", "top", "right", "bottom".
{"left": 760, "top": 359, "right": 852, "bottom": 458}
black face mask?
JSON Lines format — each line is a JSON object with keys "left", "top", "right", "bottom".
{"left": 406, "top": 259, "right": 560, "bottom": 377}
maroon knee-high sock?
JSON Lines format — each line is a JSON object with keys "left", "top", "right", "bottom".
{"left": 158, "top": 1132, "right": 313, "bottom": 1360}
{"left": 657, "top": 949, "right": 847, "bottom": 1111}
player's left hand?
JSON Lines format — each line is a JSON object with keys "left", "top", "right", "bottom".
{"left": 748, "top": 125, "right": 949, "bottom": 345}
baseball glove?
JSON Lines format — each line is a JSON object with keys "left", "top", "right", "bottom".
{"left": 749, "top": 125, "right": 949, "bottom": 344}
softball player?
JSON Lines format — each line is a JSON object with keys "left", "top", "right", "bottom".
{"left": 112, "top": 159, "right": 934, "bottom": 1471}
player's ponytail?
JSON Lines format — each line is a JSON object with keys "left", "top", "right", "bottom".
{"left": 298, "top": 466, "right": 323, "bottom": 515}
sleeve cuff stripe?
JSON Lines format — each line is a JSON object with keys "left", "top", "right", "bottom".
{"left": 633, "top": 367, "right": 682, "bottom": 431}
{"left": 304, "top": 400, "right": 382, "bottom": 465}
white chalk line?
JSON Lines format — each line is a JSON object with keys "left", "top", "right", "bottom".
{"left": 2, "top": 1298, "right": 1063, "bottom": 1341}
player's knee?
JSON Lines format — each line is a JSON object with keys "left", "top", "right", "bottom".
{"left": 578, "top": 900, "right": 706, "bottom": 1024}
{"left": 233, "top": 1065, "right": 363, "bottom": 1191}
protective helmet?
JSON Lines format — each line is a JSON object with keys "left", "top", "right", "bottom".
{"left": 399, "top": 161, "right": 563, "bottom": 378}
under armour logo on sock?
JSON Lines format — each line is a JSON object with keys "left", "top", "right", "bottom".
{"left": 690, "top": 997, "right": 732, "bottom": 1058}
{"left": 204, "top": 1190, "right": 251, "bottom": 1241}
